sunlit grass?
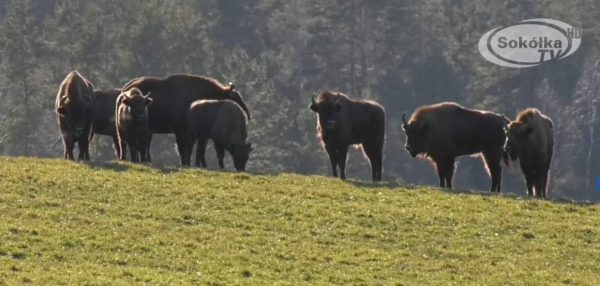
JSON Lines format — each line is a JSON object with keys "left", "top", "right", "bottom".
{"left": 0, "top": 157, "right": 598, "bottom": 285}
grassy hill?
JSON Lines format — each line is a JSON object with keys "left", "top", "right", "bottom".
{"left": 0, "top": 157, "right": 598, "bottom": 285}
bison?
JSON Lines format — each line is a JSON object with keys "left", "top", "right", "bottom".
{"left": 91, "top": 88, "right": 121, "bottom": 158}
{"left": 116, "top": 88, "right": 153, "bottom": 163}
{"left": 121, "top": 74, "right": 251, "bottom": 166}
{"left": 55, "top": 71, "right": 96, "bottom": 161}
{"left": 401, "top": 102, "right": 510, "bottom": 191}
{"left": 309, "top": 91, "right": 385, "bottom": 181}
{"left": 188, "top": 99, "right": 253, "bottom": 171}
{"left": 504, "top": 108, "right": 554, "bottom": 198}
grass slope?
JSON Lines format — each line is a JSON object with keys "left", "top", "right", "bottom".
{"left": 0, "top": 157, "right": 599, "bottom": 285}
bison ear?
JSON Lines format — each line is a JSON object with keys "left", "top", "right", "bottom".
{"left": 56, "top": 106, "right": 67, "bottom": 116}
{"left": 524, "top": 126, "right": 534, "bottom": 135}
{"left": 247, "top": 142, "right": 254, "bottom": 152}
{"left": 309, "top": 103, "right": 318, "bottom": 113}
{"left": 145, "top": 97, "right": 153, "bottom": 106}
{"left": 335, "top": 103, "right": 342, "bottom": 111}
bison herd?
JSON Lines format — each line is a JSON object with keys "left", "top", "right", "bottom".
{"left": 55, "top": 71, "right": 554, "bottom": 198}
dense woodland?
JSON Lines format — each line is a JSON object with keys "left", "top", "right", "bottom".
{"left": 0, "top": 0, "right": 599, "bottom": 201}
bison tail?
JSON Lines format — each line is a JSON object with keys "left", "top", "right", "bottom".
{"left": 502, "top": 150, "right": 512, "bottom": 170}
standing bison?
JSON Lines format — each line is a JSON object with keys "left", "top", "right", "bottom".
{"left": 116, "top": 88, "right": 153, "bottom": 163}
{"left": 121, "top": 74, "right": 251, "bottom": 166}
{"left": 91, "top": 88, "right": 121, "bottom": 158}
{"left": 402, "top": 102, "right": 510, "bottom": 191}
{"left": 504, "top": 108, "right": 554, "bottom": 198}
{"left": 188, "top": 100, "right": 253, "bottom": 171}
{"left": 55, "top": 71, "right": 96, "bottom": 161}
{"left": 309, "top": 91, "right": 385, "bottom": 181}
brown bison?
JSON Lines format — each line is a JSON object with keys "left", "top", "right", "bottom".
{"left": 55, "top": 71, "right": 96, "bottom": 160}
{"left": 121, "top": 74, "right": 250, "bottom": 166}
{"left": 116, "top": 88, "right": 153, "bottom": 163}
{"left": 504, "top": 108, "right": 554, "bottom": 198}
{"left": 91, "top": 88, "right": 121, "bottom": 158}
{"left": 188, "top": 99, "right": 253, "bottom": 171}
{"left": 309, "top": 91, "right": 385, "bottom": 181}
{"left": 402, "top": 102, "right": 510, "bottom": 191}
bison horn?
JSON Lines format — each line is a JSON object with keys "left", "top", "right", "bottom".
{"left": 311, "top": 93, "right": 317, "bottom": 105}
{"left": 143, "top": 92, "right": 151, "bottom": 98}
{"left": 402, "top": 112, "right": 408, "bottom": 124}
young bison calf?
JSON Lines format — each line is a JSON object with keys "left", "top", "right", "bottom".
{"left": 504, "top": 108, "right": 554, "bottom": 198}
{"left": 116, "top": 88, "right": 153, "bottom": 163}
{"left": 188, "top": 100, "right": 253, "bottom": 171}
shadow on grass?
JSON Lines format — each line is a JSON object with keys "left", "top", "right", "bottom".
{"left": 83, "top": 161, "right": 180, "bottom": 174}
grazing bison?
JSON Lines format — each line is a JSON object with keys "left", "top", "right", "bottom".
{"left": 402, "top": 102, "right": 510, "bottom": 191}
{"left": 504, "top": 108, "right": 554, "bottom": 198}
{"left": 91, "top": 88, "right": 121, "bottom": 158}
{"left": 309, "top": 91, "right": 385, "bottom": 181}
{"left": 121, "top": 74, "right": 251, "bottom": 166}
{"left": 55, "top": 71, "right": 96, "bottom": 160}
{"left": 188, "top": 99, "right": 253, "bottom": 171}
{"left": 116, "top": 88, "right": 153, "bottom": 163}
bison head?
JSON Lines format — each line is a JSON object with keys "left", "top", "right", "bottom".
{"left": 401, "top": 112, "right": 429, "bottom": 158}
{"left": 121, "top": 89, "right": 152, "bottom": 123}
{"left": 228, "top": 83, "right": 251, "bottom": 121}
{"left": 309, "top": 93, "right": 341, "bottom": 130}
{"left": 504, "top": 122, "right": 534, "bottom": 161}
{"left": 56, "top": 95, "right": 94, "bottom": 138}
{"left": 232, "top": 142, "right": 254, "bottom": 171}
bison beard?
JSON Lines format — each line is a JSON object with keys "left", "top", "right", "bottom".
{"left": 55, "top": 71, "right": 96, "bottom": 161}
{"left": 121, "top": 74, "right": 251, "bottom": 166}
{"left": 310, "top": 91, "right": 385, "bottom": 182}
{"left": 402, "top": 102, "right": 511, "bottom": 192}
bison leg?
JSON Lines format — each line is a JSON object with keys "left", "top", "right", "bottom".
{"left": 523, "top": 171, "right": 534, "bottom": 196}
{"left": 145, "top": 134, "right": 153, "bottom": 163}
{"left": 434, "top": 161, "right": 446, "bottom": 188}
{"left": 195, "top": 138, "right": 208, "bottom": 168}
{"left": 482, "top": 151, "right": 503, "bottom": 193}
{"left": 175, "top": 133, "right": 191, "bottom": 166}
{"left": 324, "top": 144, "right": 338, "bottom": 178}
{"left": 112, "top": 135, "right": 122, "bottom": 159}
{"left": 215, "top": 142, "right": 226, "bottom": 169}
{"left": 534, "top": 173, "right": 547, "bottom": 198}
{"left": 434, "top": 158, "right": 455, "bottom": 189}
{"left": 363, "top": 142, "right": 383, "bottom": 182}
{"left": 337, "top": 146, "right": 348, "bottom": 180}
{"left": 63, "top": 136, "right": 75, "bottom": 160}
{"left": 126, "top": 134, "right": 139, "bottom": 163}
{"left": 77, "top": 137, "right": 90, "bottom": 161}
{"left": 118, "top": 138, "right": 127, "bottom": 161}
{"left": 443, "top": 158, "right": 456, "bottom": 189}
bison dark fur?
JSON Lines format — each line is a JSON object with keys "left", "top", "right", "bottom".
{"left": 91, "top": 88, "right": 121, "bottom": 158}
{"left": 116, "top": 88, "right": 153, "bottom": 163}
{"left": 55, "top": 71, "right": 96, "bottom": 161}
{"left": 402, "top": 102, "right": 510, "bottom": 191}
{"left": 121, "top": 74, "right": 250, "bottom": 166}
{"left": 309, "top": 91, "right": 385, "bottom": 181}
{"left": 505, "top": 108, "right": 554, "bottom": 198}
{"left": 188, "top": 100, "right": 253, "bottom": 171}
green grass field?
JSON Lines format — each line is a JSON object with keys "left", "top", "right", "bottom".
{"left": 0, "top": 157, "right": 599, "bottom": 285}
